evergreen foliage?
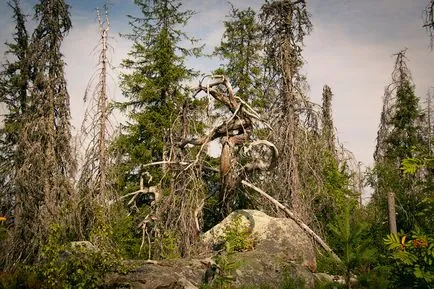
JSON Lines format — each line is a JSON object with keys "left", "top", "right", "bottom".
{"left": 111, "top": 0, "right": 204, "bottom": 258}
{"left": 113, "top": 0, "right": 201, "bottom": 194}
{"left": 371, "top": 50, "right": 428, "bottom": 236}
{"left": 214, "top": 4, "right": 263, "bottom": 106}
{"left": 0, "top": 1, "right": 432, "bottom": 288}
{"left": 0, "top": 0, "right": 30, "bottom": 224}
{"left": 0, "top": 0, "right": 75, "bottom": 266}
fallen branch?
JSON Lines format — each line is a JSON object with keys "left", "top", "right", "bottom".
{"left": 241, "top": 180, "right": 342, "bottom": 262}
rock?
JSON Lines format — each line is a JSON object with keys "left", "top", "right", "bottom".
{"left": 104, "top": 210, "right": 320, "bottom": 288}
{"left": 168, "top": 278, "right": 198, "bottom": 289}
{"left": 104, "top": 259, "right": 205, "bottom": 289}
{"left": 229, "top": 250, "right": 316, "bottom": 288}
{"left": 201, "top": 210, "right": 316, "bottom": 271}
{"left": 104, "top": 252, "right": 318, "bottom": 289}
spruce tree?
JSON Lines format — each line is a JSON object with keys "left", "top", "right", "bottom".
{"left": 214, "top": 4, "right": 263, "bottom": 105}
{"left": 112, "top": 0, "right": 203, "bottom": 258}
{"left": 0, "top": 0, "right": 30, "bottom": 222}
{"left": 77, "top": 7, "right": 114, "bottom": 241}
{"left": 372, "top": 50, "right": 425, "bottom": 235}
{"left": 424, "top": 0, "right": 434, "bottom": 48}
{"left": 8, "top": 0, "right": 74, "bottom": 264}
{"left": 260, "top": 0, "right": 313, "bottom": 219}
{"left": 322, "top": 85, "right": 335, "bottom": 153}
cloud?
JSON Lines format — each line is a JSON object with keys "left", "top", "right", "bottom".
{"left": 63, "top": 11, "right": 132, "bottom": 133}
{"left": 1, "top": 0, "right": 433, "bottom": 174}
{"left": 304, "top": 0, "right": 434, "bottom": 168}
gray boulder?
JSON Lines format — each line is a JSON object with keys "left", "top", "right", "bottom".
{"left": 201, "top": 210, "right": 316, "bottom": 271}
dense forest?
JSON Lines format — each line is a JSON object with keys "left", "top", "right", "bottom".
{"left": 0, "top": 0, "right": 433, "bottom": 288}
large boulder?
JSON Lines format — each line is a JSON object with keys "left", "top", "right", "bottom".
{"left": 201, "top": 210, "right": 316, "bottom": 271}
{"left": 104, "top": 253, "right": 317, "bottom": 289}
{"left": 104, "top": 210, "right": 319, "bottom": 288}
{"left": 104, "top": 259, "right": 204, "bottom": 289}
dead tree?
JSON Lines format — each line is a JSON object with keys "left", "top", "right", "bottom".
{"left": 260, "top": 0, "right": 313, "bottom": 219}
{"left": 180, "top": 75, "right": 278, "bottom": 215}
{"left": 322, "top": 85, "right": 336, "bottom": 153}
{"left": 424, "top": 0, "right": 434, "bottom": 48}
{"left": 76, "top": 7, "right": 115, "bottom": 240}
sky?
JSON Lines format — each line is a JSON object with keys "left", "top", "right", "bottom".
{"left": 0, "top": 0, "right": 433, "bottom": 184}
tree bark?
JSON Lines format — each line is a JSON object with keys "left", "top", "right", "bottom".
{"left": 388, "top": 191, "right": 397, "bottom": 234}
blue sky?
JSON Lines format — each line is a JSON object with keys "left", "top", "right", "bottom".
{"left": 1, "top": 1, "right": 433, "bottom": 198}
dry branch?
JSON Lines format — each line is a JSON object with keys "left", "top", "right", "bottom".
{"left": 241, "top": 180, "right": 341, "bottom": 262}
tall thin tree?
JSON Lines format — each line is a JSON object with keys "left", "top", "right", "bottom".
{"left": 11, "top": 0, "right": 74, "bottom": 264}
{"left": 112, "top": 0, "right": 203, "bottom": 258}
{"left": 77, "top": 6, "right": 114, "bottom": 240}
{"left": 372, "top": 50, "right": 424, "bottom": 234}
{"left": 260, "top": 0, "right": 313, "bottom": 218}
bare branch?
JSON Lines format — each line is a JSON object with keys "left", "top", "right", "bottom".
{"left": 241, "top": 180, "right": 341, "bottom": 262}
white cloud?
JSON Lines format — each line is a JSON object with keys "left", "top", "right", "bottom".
{"left": 2, "top": 0, "right": 433, "bottom": 175}
{"left": 304, "top": 2, "right": 434, "bottom": 168}
{"left": 63, "top": 13, "right": 131, "bottom": 133}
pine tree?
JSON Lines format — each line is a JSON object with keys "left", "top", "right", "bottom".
{"left": 112, "top": 0, "right": 203, "bottom": 258}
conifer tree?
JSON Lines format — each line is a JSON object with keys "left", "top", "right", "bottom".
{"left": 214, "top": 4, "right": 263, "bottom": 105}
{"left": 112, "top": 0, "right": 203, "bottom": 257}
{"left": 7, "top": 0, "right": 74, "bottom": 264}
{"left": 322, "top": 85, "right": 335, "bottom": 153}
{"left": 260, "top": 0, "right": 313, "bottom": 219}
{"left": 424, "top": 0, "right": 434, "bottom": 48}
{"left": 372, "top": 50, "right": 425, "bottom": 235}
{"left": 0, "top": 0, "right": 30, "bottom": 222}
{"left": 77, "top": 7, "right": 114, "bottom": 241}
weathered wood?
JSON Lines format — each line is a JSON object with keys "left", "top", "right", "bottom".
{"left": 241, "top": 180, "right": 342, "bottom": 262}
{"left": 387, "top": 191, "right": 397, "bottom": 234}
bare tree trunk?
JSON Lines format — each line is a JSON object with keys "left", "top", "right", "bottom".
{"left": 388, "top": 191, "right": 397, "bottom": 234}
{"left": 97, "top": 9, "right": 109, "bottom": 200}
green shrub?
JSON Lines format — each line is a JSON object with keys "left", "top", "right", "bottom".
{"left": 384, "top": 230, "right": 434, "bottom": 288}
{"left": 279, "top": 274, "right": 306, "bottom": 289}
{"left": 36, "top": 224, "right": 124, "bottom": 289}
{"left": 0, "top": 268, "right": 44, "bottom": 289}
{"left": 159, "top": 230, "right": 181, "bottom": 260}
{"left": 316, "top": 251, "right": 345, "bottom": 276}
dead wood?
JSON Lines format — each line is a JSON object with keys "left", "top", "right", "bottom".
{"left": 241, "top": 180, "right": 341, "bottom": 262}
{"left": 180, "top": 75, "right": 277, "bottom": 215}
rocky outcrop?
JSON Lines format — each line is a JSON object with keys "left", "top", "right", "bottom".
{"left": 201, "top": 210, "right": 316, "bottom": 271}
{"left": 104, "top": 210, "right": 320, "bottom": 288}
{"left": 104, "top": 253, "right": 318, "bottom": 289}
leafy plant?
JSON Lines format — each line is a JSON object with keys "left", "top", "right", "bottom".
{"left": 384, "top": 230, "right": 434, "bottom": 288}
{"left": 328, "top": 206, "right": 376, "bottom": 288}
{"left": 36, "top": 224, "right": 125, "bottom": 289}
{"left": 159, "top": 230, "right": 181, "bottom": 260}
{"left": 279, "top": 272, "right": 306, "bottom": 289}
